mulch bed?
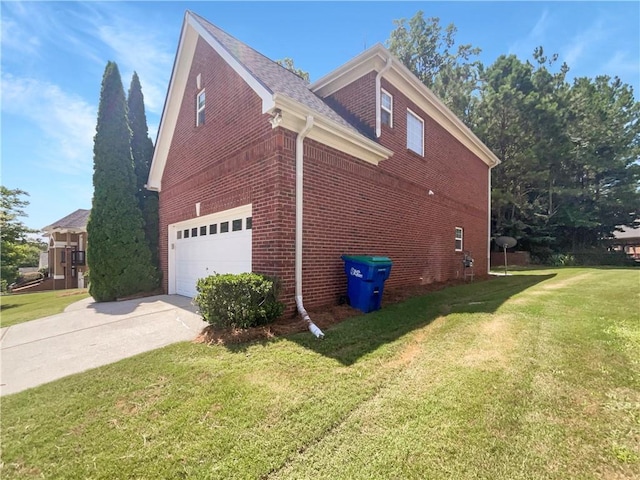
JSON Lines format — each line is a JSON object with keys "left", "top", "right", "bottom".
{"left": 195, "top": 277, "right": 484, "bottom": 346}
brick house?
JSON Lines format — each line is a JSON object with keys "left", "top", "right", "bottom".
{"left": 147, "top": 11, "right": 499, "bottom": 323}
{"left": 42, "top": 209, "right": 90, "bottom": 289}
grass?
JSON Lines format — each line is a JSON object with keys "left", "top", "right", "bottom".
{"left": 0, "top": 289, "right": 90, "bottom": 328}
{"left": 1, "top": 268, "right": 639, "bottom": 479}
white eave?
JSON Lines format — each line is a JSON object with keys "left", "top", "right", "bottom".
{"left": 147, "top": 11, "right": 275, "bottom": 192}
{"left": 273, "top": 94, "right": 392, "bottom": 165}
{"left": 310, "top": 44, "right": 501, "bottom": 169}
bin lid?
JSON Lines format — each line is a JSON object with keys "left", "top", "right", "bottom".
{"left": 342, "top": 255, "right": 392, "bottom": 265}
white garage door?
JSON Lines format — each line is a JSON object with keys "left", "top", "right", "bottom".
{"left": 169, "top": 205, "right": 252, "bottom": 297}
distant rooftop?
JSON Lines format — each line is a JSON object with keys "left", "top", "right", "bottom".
{"left": 613, "top": 226, "right": 640, "bottom": 240}
{"left": 42, "top": 209, "right": 90, "bottom": 232}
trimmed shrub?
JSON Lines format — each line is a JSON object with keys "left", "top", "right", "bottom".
{"left": 194, "top": 273, "right": 284, "bottom": 329}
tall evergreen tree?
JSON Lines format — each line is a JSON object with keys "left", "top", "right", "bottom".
{"left": 127, "top": 72, "right": 160, "bottom": 271}
{"left": 87, "top": 62, "right": 158, "bottom": 302}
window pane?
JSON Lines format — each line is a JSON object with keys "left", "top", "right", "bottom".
{"left": 177, "top": 230, "right": 182, "bottom": 239}
{"left": 184, "top": 229, "right": 189, "bottom": 238}
{"left": 191, "top": 227, "right": 198, "bottom": 237}
{"left": 200, "top": 226, "right": 207, "bottom": 236}
{"left": 407, "top": 110, "right": 423, "bottom": 155}
{"left": 246, "top": 217, "right": 252, "bottom": 229}
{"left": 197, "top": 90, "right": 205, "bottom": 126}
{"left": 220, "top": 221, "right": 229, "bottom": 233}
{"left": 381, "top": 91, "right": 391, "bottom": 110}
{"left": 232, "top": 219, "right": 242, "bottom": 231}
{"left": 209, "top": 224, "right": 217, "bottom": 234}
{"left": 381, "top": 109, "right": 391, "bottom": 126}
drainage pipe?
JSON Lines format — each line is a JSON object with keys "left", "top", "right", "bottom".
{"left": 295, "top": 115, "right": 324, "bottom": 339}
{"left": 375, "top": 57, "right": 393, "bottom": 138}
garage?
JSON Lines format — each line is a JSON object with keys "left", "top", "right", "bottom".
{"left": 168, "top": 204, "right": 252, "bottom": 297}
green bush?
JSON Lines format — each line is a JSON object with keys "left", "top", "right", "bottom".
{"left": 549, "top": 253, "right": 577, "bottom": 267}
{"left": 547, "top": 251, "right": 637, "bottom": 267}
{"left": 194, "top": 273, "right": 285, "bottom": 329}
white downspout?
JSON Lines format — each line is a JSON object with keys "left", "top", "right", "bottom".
{"left": 295, "top": 115, "right": 324, "bottom": 338}
{"left": 488, "top": 162, "right": 499, "bottom": 274}
{"left": 375, "top": 57, "right": 393, "bottom": 138}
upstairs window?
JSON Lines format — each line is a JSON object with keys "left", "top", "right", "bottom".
{"left": 407, "top": 109, "right": 424, "bottom": 156}
{"left": 196, "top": 89, "right": 206, "bottom": 126}
{"left": 381, "top": 89, "right": 393, "bottom": 127}
{"left": 455, "top": 227, "right": 463, "bottom": 251}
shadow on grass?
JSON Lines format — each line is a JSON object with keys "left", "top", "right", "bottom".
{"left": 280, "top": 273, "right": 556, "bottom": 366}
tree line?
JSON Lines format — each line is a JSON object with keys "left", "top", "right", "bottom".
{"left": 388, "top": 11, "right": 639, "bottom": 260}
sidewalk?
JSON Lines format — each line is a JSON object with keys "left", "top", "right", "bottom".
{"left": 0, "top": 295, "right": 206, "bottom": 396}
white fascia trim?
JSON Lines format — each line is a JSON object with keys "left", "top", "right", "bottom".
{"left": 310, "top": 44, "right": 388, "bottom": 95}
{"left": 147, "top": 13, "right": 197, "bottom": 192}
{"left": 187, "top": 13, "right": 275, "bottom": 114}
{"left": 272, "top": 94, "right": 392, "bottom": 165}
{"left": 310, "top": 44, "right": 500, "bottom": 168}
{"left": 146, "top": 12, "right": 277, "bottom": 192}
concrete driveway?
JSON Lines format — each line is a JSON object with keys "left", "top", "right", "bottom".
{"left": 0, "top": 295, "right": 207, "bottom": 396}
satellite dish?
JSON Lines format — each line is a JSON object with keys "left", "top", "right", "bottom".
{"left": 494, "top": 236, "right": 517, "bottom": 275}
{"left": 495, "top": 236, "right": 517, "bottom": 249}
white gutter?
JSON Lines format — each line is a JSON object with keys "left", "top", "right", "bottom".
{"left": 295, "top": 115, "right": 324, "bottom": 338}
{"left": 487, "top": 168, "right": 492, "bottom": 274}
{"left": 375, "top": 57, "right": 393, "bottom": 138}
{"left": 487, "top": 161, "right": 499, "bottom": 274}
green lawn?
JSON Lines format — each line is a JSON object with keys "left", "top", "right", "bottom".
{"left": 0, "top": 289, "right": 91, "bottom": 328}
{"left": 1, "top": 268, "right": 638, "bottom": 479}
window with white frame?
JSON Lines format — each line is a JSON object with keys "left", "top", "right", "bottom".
{"left": 196, "top": 89, "right": 206, "bottom": 126}
{"left": 406, "top": 109, "right": 424, "bottom": 156}
{"left": 455, "top": 227, "right": 463, "bottom": 251}
{"left": 381, "top": 89, "right": 393, "bottom": 127}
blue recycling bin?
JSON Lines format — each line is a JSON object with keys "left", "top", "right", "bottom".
{"left": 342, "top": 255, "right": 392, "bottom": 313}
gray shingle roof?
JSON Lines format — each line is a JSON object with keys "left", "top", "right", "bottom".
{"left": 42, "top": 209, "right": 90, "bottom": 232}
{"left": 190, "top": 12, "right": 362, "bottom": 134}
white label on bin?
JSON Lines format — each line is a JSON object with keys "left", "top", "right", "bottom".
{"left": 350, "top": 267, "right": 364, "bottom": 278}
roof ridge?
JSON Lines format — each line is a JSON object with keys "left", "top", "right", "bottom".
{"left": 189, "top": 11, "right": 310, "bottom": 87}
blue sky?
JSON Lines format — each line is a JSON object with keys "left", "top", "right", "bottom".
{"left": 2, "top": 1, "right": 639, "bottom": 232}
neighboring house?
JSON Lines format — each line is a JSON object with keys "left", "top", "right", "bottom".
{"left": 147, "top": 11, "right": 500, "bottom": 314}
{"left": 42, "top": 209, "right": 90, "bottom": 289}
{"left": 611, "top": 226, "right": 640, "bottom": 259}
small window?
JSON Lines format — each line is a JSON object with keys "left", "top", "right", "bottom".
{"left": 246, "top": 217, "right": 252, "bottom": 230}
{"left": 191, "top": 227, "right": 198, "bottom": 237}
{"left": 209, "top": 224, "right": 217, "bottom": 235}
{"left": 220, "top": 221, "right": 229, "bottom": 233}
{"left": 196, "top": 89, "right": 205, "bottom": 126}
{"left": 455, "top": 227, "right": 463, "bottom": 252}
{"left": 177, "top": 230, "right": 182, "bottom": 240}
{"left": 200, "top": 226, "right": 207, "bottom": 236}
{"left": 381, "top": 89, "right": 393, "bottom": 127}
{"left": 183, "top": 229, "right": 190, "bottom": 238}
{"left": 407, "top": 109, "right": 424, "bottom": 156}
{"left": 232, "top": 219, "right": 242, "bottom": 232}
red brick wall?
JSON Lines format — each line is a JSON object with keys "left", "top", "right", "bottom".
{"left": 300, "top": 73, "right": 490, "bottom": 307}
{"left": 158, "top": 38, "right": 295, "bottom": 297}
{"left": 160, "top": 38, "right": 489, "bottom": 312}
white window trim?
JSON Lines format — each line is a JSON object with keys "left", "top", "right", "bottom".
{"left": 381, "top": 88, "right": 393, "bottom": 128}
{"left": 407, "top": 108, "right": 424, "bottom": 156}
{"left": 196, "top": 88, "right": 205, "bottom": 126}
{"left": 455, "top": 227, "right": 463, "bottom": 252}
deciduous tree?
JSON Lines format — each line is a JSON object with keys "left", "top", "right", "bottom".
{"left": 0, "top": 187, "right": 43, "bottom": 289}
